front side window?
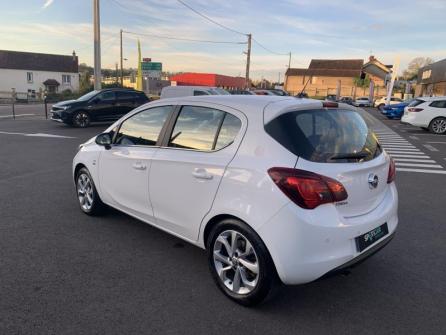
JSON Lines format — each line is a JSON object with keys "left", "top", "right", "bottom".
{"left": 265, "top": 109, "right": 381, "bottom": 163}
{"left": 115, "top": 106, "right": 172, "bottom": 146}
{"left": 169, "top": 106, "right": 225, "bottom": 151}
{"left": 117, "top": 91, "right": 136, "bottom": 100}
{"left": 27, "top": 72, "right": 33, "bottom": 83}
{"left": 97, "top": 91, "right": 115, "bottom": 101}
{"left": 193, "top": 90, "right": 210, "bottom": 96}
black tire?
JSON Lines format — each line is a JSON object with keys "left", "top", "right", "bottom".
{"left": 72, "top": 111, "right": 91, "bottom": 128}
{"left": 206, "top": 218, "right": 278, "bottom": 306}
{"left": 428, "top": 117, "right": 446, "bottom": 135}
{"left": 378, "top": 104, "right": 385, "bottom": 111}
{"left": 75, "top": 167, "right": 105, "bottom": 215}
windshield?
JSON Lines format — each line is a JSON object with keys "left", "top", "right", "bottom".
{"left": 77, "top": 90, "right": 99, "bottom": 101}
{"left": 265, "top": 109, "right": 381, "bottom": 163}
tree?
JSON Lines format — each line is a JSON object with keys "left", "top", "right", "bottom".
{"left": 353, "top": 75, "right": 370, "bottom": 88}
{"left": 402, "top": 57, "right": 434, "bottom": 80}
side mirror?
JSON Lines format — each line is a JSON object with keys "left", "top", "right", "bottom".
{"left": 95, "top": 133, "right": 112, "bottom": 150}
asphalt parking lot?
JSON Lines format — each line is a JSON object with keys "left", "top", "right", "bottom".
{"left": 1, "top": 105, "right": 445, "bottom": 334}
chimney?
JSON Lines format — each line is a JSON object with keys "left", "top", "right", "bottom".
{"left": 72, "top": 50, "right": 76, "bottom": 61}
{"left": 369, "top": 55, "right": 376, "bottom": 62}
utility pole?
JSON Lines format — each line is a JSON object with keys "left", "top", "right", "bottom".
{"left": 120, "top": 29, "right": 124, "bottom": 87}
{"left": 245, "top": 33, "right": 251, "bottom": 89}
{"left": 288, "top": 52, "right": 291, "bottom": 69}
{"left": 93, "top": 0, "right": 101, "bottom": 90}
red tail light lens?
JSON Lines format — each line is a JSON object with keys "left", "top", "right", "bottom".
{"left": 268, "top": 168, "right": 348, "bottom": 209}
{"left": 387, "top": 158, "right": 396, "bottom": 184}
{"left": 322, "top": 101, "right": 338, "bottom": 108}
{"left": 407, "top": 108, "right": 423, "bottom": 112}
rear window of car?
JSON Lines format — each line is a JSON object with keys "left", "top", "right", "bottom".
{"left": 429, "top": 100, "right": 446, "bottom": 108}
{"left": 408, "top": 99, "right": 425, "bottom": 107}
{"left": 265, "top": 109, "right": 381, "bottom": 163}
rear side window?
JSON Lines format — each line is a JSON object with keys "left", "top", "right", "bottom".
{"left": 169, "top": 106, "right": 241, "bottom": 151}
{"left": 115, "top": 106, "right": 172, "bottom": 146}
{"left": 97, "top": 91, "right": 115, "bottom": 101}
{"left": 265, "top": 109, "right": 381, "bottom": 163}
{"left": 429, "top": 100, "right": 446, "bottom": 108}
{"left": 408, "top": 99, "right": 424, "bottom": 107}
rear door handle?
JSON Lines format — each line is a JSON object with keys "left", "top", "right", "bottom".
{"left": 192, "top": 168, "right": 213, "bottom": 180}
{"left": 132, "top": 162, "right": 147, "bottom": 170}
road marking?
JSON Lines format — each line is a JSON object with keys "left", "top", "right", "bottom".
{"left": 384, "top": 148, "right": 420, "bottom": 151}
{"left": 423, "top": 144, "right": 439, "bottom": 152}
{"left": 389, "top": 154, "right": 431, "bottom": 158}
{"left": 396, "top": 162, "right": 443, "bottom": 168}
{"left": 394, "top": 158, "right": 436, "bottom": 163}
{"left": 0, "top": 113, "right": 36, "bottom": 118}
{"left": 384, "top": 146, "right": 417, "bottom": 149}
{"left": 386, "top": 151, "right": 426, "bottom": 155}
{"left": 427, "top": 141, "right": 446, "bottom": 144}
{"left": 0, "top": 130, "right": 75, "bottom": 139}
{"left": 396, "top": 168, "right": 446, "bottom": 174}
{"left": 409, "top": 136, "right": 420, "bottom": 140}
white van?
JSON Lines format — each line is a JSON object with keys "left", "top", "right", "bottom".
{"left": 160, "top": 86, "right": 230, "bottom": 99}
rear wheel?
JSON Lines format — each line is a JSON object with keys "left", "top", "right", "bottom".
{"left": 75, "top": 167, "right": 104, "bottom": 215}
{"left": 207, "top": 219, "right": 277, "bottom": 306}
{"left": 429, "top": 117, "right": 446, "bottom": 135}
{"left": 72, "top": 111, "right": 91, "bottom": 128}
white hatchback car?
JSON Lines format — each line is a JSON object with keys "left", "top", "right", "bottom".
{"left": 401, "top": 96, "right": 446, "bottom": 134}
{"left": 374, "top": 96, "right": 403, "bottom": 110}
{"left": 73, "top": 96, "right": 398, "bottom": 305}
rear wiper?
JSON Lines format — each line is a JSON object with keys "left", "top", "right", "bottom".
{"left": 329, "top": 152, "right": 368, "bottom": 160}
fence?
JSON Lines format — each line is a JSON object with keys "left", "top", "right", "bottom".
{"left": 0, "top": 90, "right": 45, "bottom": 104}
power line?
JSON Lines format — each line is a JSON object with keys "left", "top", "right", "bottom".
{"left": 122, "top": 30, "right": 246, "bottom": 44}
{"left": 176, "top": 0, "right": 247, "bottom": 36}
{"left": 252, "top": 37, "right": 289, "bottom": 56}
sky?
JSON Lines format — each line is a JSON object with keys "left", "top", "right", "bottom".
{"left": 0, "top": 0, "right": 445, "bottom": 81}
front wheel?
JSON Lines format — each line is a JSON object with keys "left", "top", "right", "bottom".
{"left": 429, "top": 117, "right": 446, "bottom": 135}
{"left": 75, "top": 167, "right": 104, "bottom": 215}
{"left": 207, "top": 219, "right": 278, "bottom": 306}
{"left": 72, "top": 111, "right": 91, "bottom": 128}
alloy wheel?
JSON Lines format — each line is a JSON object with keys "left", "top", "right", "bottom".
{"left": 431, "top": 118, "right": 446, "bottom": 134}
{"left": 213, "top": 230, "right": 259, "bottom": 295}
{"left": 74, "top": 112, "right": 90, "bottom": 127}
{"left": 77, "top": 173, "right": 94, "bottom": 211}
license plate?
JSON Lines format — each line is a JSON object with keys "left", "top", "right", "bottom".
{"left": 355, "top": 223, "right": 389, "bottom": 252}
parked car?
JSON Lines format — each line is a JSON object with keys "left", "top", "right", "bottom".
{"left": 401, "top": 96, "right": 446, "bottom": 134}
{"left": 229, "top": 90, "right": 255, "bottom": 95}
{"left": 253, "top": 89, "right": 276, "bottom": 95}
{"left": 269, "top": 89, "right": 290, "bottom": 96}
{"left": 382, "top": 99, "right": 415, "bottom": 119}
{"left": 374, "top": 96, "right": 403, "bottom": 110}
{"left": 160, "top": 86, "right": 230, "bottom": 99}
{"left": 50, "top": 88, "right": 149, "bottom": 128}
{"left": 353, "top": 97, "right": 372, "bottom": 107}
{"left": 326, "top": 94, "right": 337, "bottom": 101}
{"left": 73, "top": 95, "right": 398, "bottom": 305}
{"left": 295, "top": 92, "right": 309, "bottom": 98}
{"left": 339, "top": 96, "right": 354, "bottom": 105}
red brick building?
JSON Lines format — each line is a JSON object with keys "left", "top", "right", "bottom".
{"left": 170, "top": 72, "right": 245, "bottom": 89}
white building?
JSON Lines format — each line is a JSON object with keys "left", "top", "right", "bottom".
{"left": 0, "top": 50, "right": 79, "bottom": 98}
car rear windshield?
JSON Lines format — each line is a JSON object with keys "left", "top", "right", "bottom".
{"left": 265, "top": 109, "right": 381, "bottom": 163}
{"left": 408, "top": 99, "right": 425, "bottom": 107}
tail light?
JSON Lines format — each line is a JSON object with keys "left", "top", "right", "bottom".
{"left": 322, "top": 101, "right": 338, "bottom": 108}
{"left": 407, "top": 108, "right": 423, "bottom": 112}
{"left": 387, "top": 158, "right": 396, "bottom": 184}
{"left": 268, "top": 168, "right": 348, "bottom": 209}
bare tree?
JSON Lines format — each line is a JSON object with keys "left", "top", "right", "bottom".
{"left": 403, "top": 57, "right": 434, "bottom": 80}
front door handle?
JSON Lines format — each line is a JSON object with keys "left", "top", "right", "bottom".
{"left": 132, "top": 162, "right": 147, "bottom": 170}
{"left": 192, "top": 168, "right": 213, "bottom": 180}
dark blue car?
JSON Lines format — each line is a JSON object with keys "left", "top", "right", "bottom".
{"left": 382, "top": 99, "right": 414, "bottom": 119}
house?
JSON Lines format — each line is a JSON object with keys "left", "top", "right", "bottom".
{"left": 415, "top": 58, "right": 446, "bottom": 97}
{"left": 0, "top": 50, "right": 79, "bottom": 99}
{"left": 169, "top": 73, "right": 246, "bottom": 89}
{"left": 285, "top": 58, "right": 393, "bottom": 98}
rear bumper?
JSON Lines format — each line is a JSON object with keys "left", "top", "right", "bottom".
{"left": 258, "top": 183, "right": 398, "bottom": 285}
